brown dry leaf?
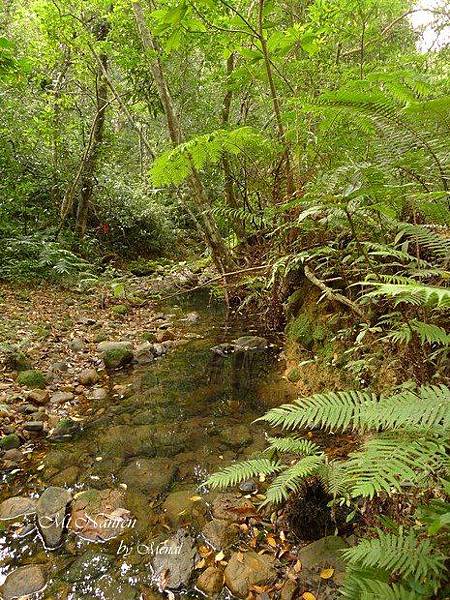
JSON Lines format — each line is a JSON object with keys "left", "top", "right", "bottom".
{"left": 249, "top": 537, "right": 257, "bottom": 548}
{"left": 159, "top": 568, "right": 170, "bottom": 591}
{"left": 236, "top": 552, "right": 245, "bottom": 563}
{"left": 266, "top": 535, "right": 277, "bottom": 548}
{"left": 190, "top": 495, "right": 202, "bottom": 502}
{"left": 279, "top": 530, "right": 286, "bottom": 541}
{"left": 320, "top": 567, "right": 335, "bottom": 579}
{"left": 215, "top": 551, "right": 225, "bottom": 562}
{"left": 240, "top": 523, "right": 249, "bottom": 533}
{"left": 302, "top": 593, "right": 316, "bottom": 600}
{"left": 195, "top": 558, "right": 206, "bottom": 570}
{"left": 287, "top": 573, "right": 298, "bottom": 583}
{"left": 198, "top": 545, "right": 212, "bottom": 558}
{"left": 294, "top": 560, "right": 302, "bottom": 573}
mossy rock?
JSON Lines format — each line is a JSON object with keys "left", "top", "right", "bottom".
{"left": 0, "top": 433, "right": 21, "bottom": 449}
{"left": 103, "top": 347, "right": 133, "bottom": 369}
{"left": 287, "top": 367, "right": 302, "bottom": 383}
{"left": 111, "top": 304, "right": 129, "bottom": 316}
{"left": 17, "top": 369, "right": 46, "bottom": 389}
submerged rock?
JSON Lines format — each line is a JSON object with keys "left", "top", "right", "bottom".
{"left": 153, "top": 529, "right": 196, "bottom": 589}
{"left": 1, "top": 565, "right": 46, "bottom": 600}
{"left": 224, "top": 551, "right": 276, "bottom": 598}
{"left": 219, "top": 424, "right": 252, "bottom": 448}
{"left": 69, "top": 488, "right": 131, "bottom": 542}
{"left": 37, "top": 486, "right": 72, "bottom": 548}
{"left": 0, "top": 496, "right": 37, "bottom": 520}
{"left": 48, "top": 417, "right": 80, "bottom": 441}
{"left": 212, "top": 493, "right": 256, "bottom": 522}
{"left": 162, "top": 490, "right": 207, "bottom": 527}
{"left": 120, "top": 458, "right": 177, "bottom": 494}
{"left": 197, "top": 566, "right": 224, "bottom": 597}
{"left": 201, "top": 518, "right": 239, "bottom": 550}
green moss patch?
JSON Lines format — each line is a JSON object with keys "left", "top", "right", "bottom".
{"left": 17, "top": 369, "right": 46, "bottom": 389}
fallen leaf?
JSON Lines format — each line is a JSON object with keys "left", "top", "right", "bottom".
{"left": 215, "top": 551, "right": 225, "bottom": 562}
{"left": 195, "top": 558, "right": 206, "bottom": 569}
{"left": 294, "top": 560, "right": 302, "bottom": 573}
{"left": 189, "top": 495, "right": 202, "bottom": 502}
{"left": 236, "top": 552, "right": 244, "bottom": 563}
{"left": 302, "top": 593, "right": 316, "bottom": 600}
{"left": 266, "top": 535, "right": 277, "bottom": 548}
{"left": 320, "top": 567, "right": 334, "bottom": 579}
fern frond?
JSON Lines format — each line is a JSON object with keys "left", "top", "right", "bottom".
{"left": 263, "top": 455, "right": 324, "bottom": 505}
{"left": 206, "top": 458, "right": 281, "bottom": 490}
{"left": 317, "top": 460, "right": 351, "bottom": 498}
{"left": 265, "top": 436, "right": 322, "bottom": 456}
{"left": 398, "top": 223, "right": 450, "bottom": 261}
{"left": 345, "top": 433, "right": 446, "bottom": 498}
{"left": 361, "top": 281, "right": 450, "bottom": 309}
{"left": 257, "top": 390, "right": 377, "bottom": 432}
{"left": 342, "top": 529, "right": 446, "bottom": 581}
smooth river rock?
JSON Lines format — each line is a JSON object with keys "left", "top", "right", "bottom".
{"left": 0, "top": 496, "right": 37, "bottom": 520}
{"left": 1, "top": 565, "right": 46, "bottom": 600}
{"left": 224, "top": 551, "right": 276, "bottom": 598}
{"left": 37, "top": 486, "right": 72, "bottom": 548}
{"left": 153, "top": 529, "right": 196, "bottom": 589}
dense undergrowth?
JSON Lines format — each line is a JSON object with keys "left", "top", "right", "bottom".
{"left": 1, "top": 0, "right": 449, "bottom": 598}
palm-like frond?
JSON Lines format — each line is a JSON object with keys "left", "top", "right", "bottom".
{"left": 263, "top": 455, "right": 324, "bottom": 505}
{"left": 345, "top": 434, "right": 446, "bottom": 498}
{"left": 206, "top": 458, "right": 280, "bottom": 490}
{"left": 342, "top": 529, "right": 445, "bottom": 581}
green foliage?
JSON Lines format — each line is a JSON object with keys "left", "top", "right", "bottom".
{"left": 150, "top": 127, "right": 275, "bottom": 186}
{"left": 341, "top": 527, "right": 447, "bottom": 599}
{"left": 206, "top": 458, "right": 282, "bottom": 490}
{"left": 16, "top": 369, "right": 46, "bottom": 389}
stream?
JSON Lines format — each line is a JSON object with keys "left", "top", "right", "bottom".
{"left": 0, "top": 293, "right": 289, "bottom": 599}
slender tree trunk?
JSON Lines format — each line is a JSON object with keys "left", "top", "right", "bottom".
{"left": 220, "top": 53, "right": 246, "bottom": 239}
{"left": 132, "top": 2, "right": 236, "bottom": 273}
{"left": 257, "top": 0, "right": 294, "bottom": 197}
{"left": 75, "top": 21, "right": 109, "bottom": 237}
{"left": 59, "top": 19, "right": 109, "bottom": 237}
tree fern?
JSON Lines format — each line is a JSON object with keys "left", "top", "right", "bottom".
{"left": 151, "top": 127, "right": 275, "bottom": 186}
{"left": 263, "top": 455, "right": 325, "bottom": 505}
{"left": 386, "top": 320, "right": 450, "bottom": 346}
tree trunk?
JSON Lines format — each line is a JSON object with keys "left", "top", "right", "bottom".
{"left": 59, "top": 19, "right": 109, "bottom": 237}
{"left": 132, "top": 2, "right": 236, "bottom": 273}
{"left": 75, "top": 21, "right": 109, "bottom": 237}
{"left": 221, "top": 53, "right": 246, "bottom": 239}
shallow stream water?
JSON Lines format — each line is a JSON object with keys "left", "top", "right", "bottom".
{"left": 0, "top": 293, "right": 289, "bottom": 599}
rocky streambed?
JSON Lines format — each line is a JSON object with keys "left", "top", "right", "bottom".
{"left": 1, "top": 288, "right": 348, "bottom": 600}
